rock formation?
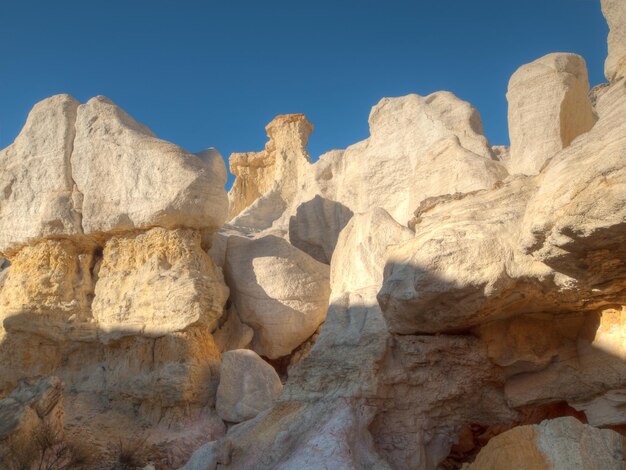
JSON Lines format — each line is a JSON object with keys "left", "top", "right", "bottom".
{"left": 0, "top": 2, "right": 625, "bottom": 469}
{"left": 506, "top": 53, "right": 596, "bottom": 175}
{"left": 602, "top": 0, "right": 626, "bottom": 82}
{"left": 215, "top": 349, "right": 283, "bottom": 423}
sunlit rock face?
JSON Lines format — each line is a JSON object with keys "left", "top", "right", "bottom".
{"left": 0, "top": 95, "right": 82, "bottom": 255}
{"left": 2, "top": 1, "right": 626, "bottom": 468}
{"left": 0, "top": 94, "right": 230, "bottom": 467}
{"left": 506, "top": 53, "right": 596, "bottom": 176}
{"left": 602, "top": 0, "right": 626, "bottom": 82}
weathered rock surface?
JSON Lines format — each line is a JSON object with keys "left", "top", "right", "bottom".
{"left": 0, "top": 238, "right": 95, "bottom": 342}
{"left": 72, "top": 96, "right": 228, "bottom": 235}
{"left": 228, "top": 114, "right": 312, "bottom": 219}
{"left": 5, "top": 3, "right": 626, "bottom": 468}
{"left": 224, "top": 235, "right": 330, "bottom": 358}
{"left": 0, "top": 94, "right": 82, "bottom": 255}
{"left": 602, "top": 0, "right": 626, "bottom": 82}
{"left": 0, "top": 377, "right": 65, "bottom": 465}
{"left": 216, "top": 349, "right": 283, "bottom": 423}
{"left": 507, "top": 53, "right": 596, "bottom": 176}
{"left": 468, "top": 417, "right": 624, "bottom": 470}
{"left": 330, "top": 207, "right": 413, "bottom": 302}
{"left": 92, "top": 227, "right": 229, "bottom": 340}
{"left": 213, "top": 307, "right": 254, "bottom": 353}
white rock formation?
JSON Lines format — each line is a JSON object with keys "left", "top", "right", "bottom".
{"left": 330, "top": 207, "right": 413, "bottom": 302}
{"left": 506, "top": 53, "right": 596, "bottom": 176}
{"left": 5, "top": 3, "right": 626, "bottom": 468}
{"left": 72, "top": 96, "right": 228, "bottom": 235}
{"left": 602, "top": 0, "right": 626, "bottom": 82}
{"left": 216, "top": 349, "right": 283, "bottom": 423}
{"left": 0, "top": 94, "right": 82, "bottom": 255}
{"left": 228, "top": 92, "right": 507, "bottom": 232}
{"left": 224, "top": 235, "right": 330, "bottom": 358}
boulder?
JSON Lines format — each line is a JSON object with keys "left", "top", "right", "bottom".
{"left": 602, "top": 0, "right": 626, "bottom": 82}
{"left": 507, "top": 53, "right": 596, "bottom": 175}
{"left": 216, "top": 349, "right": 283, "bottom": 423}
{"left": 92, "top": 227, "right": 229, "bottom": 341}
{"left": 377, "top": 178, "right": 551, "bottom": 334}
{"left": 0, "top": 94, "right": 82, "bottom": 255}
{"left": 72, "top": 96, "right": 228, "bottom": 235}
{"left": 224, "top": 235, "right": 330, "bottom": 358}
{"left": 468, "top": 417, "right": 624, "bottom": 470}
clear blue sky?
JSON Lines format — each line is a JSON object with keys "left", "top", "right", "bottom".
{"left": 0, "top": 0, "right": 608, "bottom": 188}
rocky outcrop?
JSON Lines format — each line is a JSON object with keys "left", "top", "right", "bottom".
{"left": 92, "top": 227, "right": 228, "bottom": 340}
{"left": 216, "top": 349, "right": 283, "bottom": 423}
{"left": 507, "top": 53, "right": 596, "bottom": 175}
{"left": 602, "top": 0, "right": 626, "bottom": 82}
{"left": 0, "top": 94, "right": 230, "bottom": 466}
{"left": 468, "top": 417, "right": 624, "bottom": 469}
{"left": 3, "top": 2, "right": 626, "bottom": 468}
{"left": 0, "top": 95, "right": 82, "bottom": 255}
{"left": 330, "top": 207, "right": 413, "bottom": 301}
{"left": 228, "top": 114, "right": 313, "bottom": 219}
{"left": 72, "top": 96, "right": 228, "bottom": 235}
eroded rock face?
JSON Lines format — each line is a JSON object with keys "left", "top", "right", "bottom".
{"left": 507, "top": 53, "right": 596, "bottom": 176}
{"left": 0, "top": 94, "right": 230, "bottom": 464}
{"left": 73, "top": 96, "right": 228, "bottom": 235}
{"left": 4, "top": 3, "right": 626, "bottom": 467}
{"left": 0, "top": 239, "right": 95, "bottom": 342}
{"left": 0, "top": 95, "right": 82, "bottom": 255}
{"left": 92, "top": 227, "right": 228, "bottom": 340}
{"left": 0, "top": 377, "right": 65, "bottom": 466}
{"left": 468, "top": 417, "right": 624, "bottom": 470}
{"left": 228, "top": 114, "right": 313, "bottom": 219}
{"left": 224, "top": 235, "right": 330, "bottom": 359}
{"left": 602, "top": 0, "right": 626, "bottom": 82}
{"left": 216, "top": 349, "right": 283, "bottom": 423}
